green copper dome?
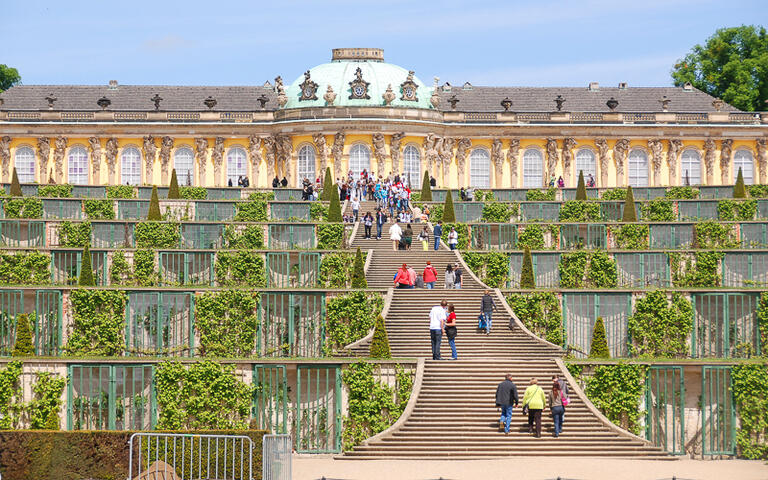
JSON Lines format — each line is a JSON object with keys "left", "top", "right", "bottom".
{"left": 283, "top": 48, "right": 434, "bottom": 109}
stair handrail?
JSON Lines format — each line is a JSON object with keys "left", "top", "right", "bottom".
{"left": 347, "top": 216, "right": 360, "bottom": 249}
{"left": 494, "top": 288, "right": 563, "bottom": 351}
{"left": 363, "top": 248, "right": 373, "bottom": 275}
{"left": 340, "top": 287, "right": 394, "bottom": 353}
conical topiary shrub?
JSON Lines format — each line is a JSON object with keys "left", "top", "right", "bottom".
{"left": 622, "top": 185, "right": 637, "bottom": 222}
{"left": 734, "top": 167, "right": 747, "bottom": 199}
{"left": 520, "top": 247, "right": 535, "bottom": 289}
{"left": 327, "top": 184, "right": 342, "bottom": 222}
{"left": 369, "top": 314, "right": 391, "bottom": 358}
{"left": 10, "top": 167, "right": 23, "bottom": 197}
{"left": 421, "top": 170, "right": 432, "bottom": 201}
{"left": 78, "top": 244, "right": 95, "bottom": 286}
{"left": 167, "top": 169, "right": 180, "bottom": 199}
{"left": 442, "top": 190, "right": 456, "bottom": 223}
{"left": 589, "top": 316, "right": 610, "bottom": 359}
{"left": 322, "top": 167, "right": 333, "bottom": 201}
{"left": 575, "top": 170, "right": 587, "bottom": 200}
{"left": 12, "top": 313, "right": 34, "bottom": 356}
{"left": 351, "top": 247, "right": 367, "bottom": 288}
{"left": 147, "top": 185, "right": 162, "bottom": 220}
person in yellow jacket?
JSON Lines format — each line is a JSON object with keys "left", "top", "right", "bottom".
{"left": 521, "top": 378, "right": 547, "bottom": 438}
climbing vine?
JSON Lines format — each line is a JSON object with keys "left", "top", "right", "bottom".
{"left": 732, "top": 362, "right": 768, "bottom": 460}
{"left": 28, "top": 372, "right": 67, "bottom": 429}
{"left": 3, "top": 198, "right": 42, "bottom": 218}
{"left": 222, "top": 224, "right": 265, "bottom": 249}
{"left": 179, "top": 186, "right": 208, "bottom": 199}
{"left": 0, "top": 251, "right": 50, "bottom": 285}
{"left": 559, "top": 200, "right": 600, "bottom": 222}
{"left": 83, "top": 199, "right": 115, "bottom": 220}
{"left": 316, "top": 223, "right": 344, "bottom": 249}
{"left": 748, "top": 185, "right": 768, "bottom": 198}
{"left": 559, "top": 251, "right": 617, "bottom": 288}
{"left": 109, "top": 251, "right": 131, "bottom": 285}
{"left": 58, "top": 221, "right": 91, "bottom": 247}
{"left": 718, "top": 199, "right": 757, "bottom": 221}
{"left": 627, "top": 290, "right": 693, "bottom": 357}
{"left": 310, "top": 202, "right": 329, "bottom": 221}
{"left": 195, "top": 290, "right": 259, "bottom": 357}
{"left": 215, "top": 251, "right": 266, "bottom": 287}
{"left": 664, "top": 186, "right": 699, "bottom": 199}
{"left": 319, "top": 253, "right": 356, "bottom": 288}
{"left": 462, "top": 252, "right": 510, "bottom": 288}
{"left": 234, "top": 200, "right": 268, "bottom": 222}
{"left": 133, "top": 249, "right": 157, "bottom": 287}
{"left": 757, "top": 293, "right": 768, "bottom": 351}
{"left": 248, "top": 191, "right": 275, "bottom": 201}
{"left": 611, "top": 224, "right": 649, "bottom": 250}
{"left": 641, "top": 199, "right": 675, "bottom": 221}
{"left": 106, "top": 185, "right": 135, "bottom": 199}
{"left": 481, "top": 202, "right": 516, "bottom": 222}
{"left": 669, "top": 251, "right": 723, "bottom": 287}
{"left": 517, "top": 224, "right": 545, "bottom": 249}
{"left": 134, "top": 222, "right": 180, "bottom": 248}
{"left": 694, "top": 221, "right": 739, "bottom": 248}
{"left": 325, "top": 292, "right": 384, "bottom": 353}
{"left": 526, "top": 188, "right": 556, "bottom": 201}
{"left": 445, "top": 223, "right": 469, "bottom": 250}
{"left": 601, "top": 188, "right": 627, "bottom": 200}
{"left": 64, "top": 289, "right": 128, "bottom": 356}
{"left": 38, "top": 185, "right": 73, "bottom": 198}
{"left": 506, "top": 292, "right": 563, "bottom": 346}
{"left": 0, "top": 361, "right": 23, "bottom": 429}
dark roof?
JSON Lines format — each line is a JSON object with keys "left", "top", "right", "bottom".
{"left": 0, "top": 85, "right": 277, "bottom": 112}
{"left": 435, "top": 86, "right": 740, "bottom": 113}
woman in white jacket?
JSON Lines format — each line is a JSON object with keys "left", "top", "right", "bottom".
{"left": 389, "top": 222, "right": 403, "bottom": 251}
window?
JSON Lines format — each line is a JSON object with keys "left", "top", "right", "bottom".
{"left": 120, "top": 147, "right": 141, "bottom": 185}
{"left": 680, "top": 149, "right": 702, "bottom": 185}
{"left": 297, "top": 145, "right": 316, "bottom": 186}
{"left": 523, "top": 149, "right": 544, "bottom": 188}
{"left": 174, "top": 147, "right": 194, "bottom": 186}
{"left": 348, "top": 144, "right": 370, "bottom": 180}
{"left": 68, "top": 146, "right": 89, "bottom": 185}
{"left": 402, "top": 145, "right": 421, "bottom": 187}
{"left": 469, "top": 148, "right": 490, "bottom": 188}
{"left": 14, "top": 146, "right": 36, "bottom": 183}
{"left": 226, "top": 147, "right": 247, "bottom": 186}
{"left": 628, "top": 149, "right": 649, "bottom": 187}
{"left": 734, "top": 150, "right": 755, "bottom": 185}
{"left": 575, "top": 148, "right": 596, "bottom": 183}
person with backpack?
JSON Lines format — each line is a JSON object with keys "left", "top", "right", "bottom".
{"left": 522, "top": 378, "right": 547, "bottom": 438}
{"left": 480, "top": 290, "right": 498, "bottom": 335}
{"left": 550, "top": 379, "right": 567, "bottom": 437}
{"left": 394, "top": 263, "right": 412, "bottom": 289}
{"left": 422, "top": 261, "right": 437, "bottom": 289}
{"left": 417, "top": 226, "right": 430, "bottom": 251}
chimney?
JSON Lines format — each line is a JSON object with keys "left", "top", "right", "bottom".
{"left": 108, "top": 80, "right": 118, "bottom": 90}
{"left": 588, "top": 82, "right": 600, "bottom": 91}
{"left": 618, "top": 82, "right": 628, "bottom": 90}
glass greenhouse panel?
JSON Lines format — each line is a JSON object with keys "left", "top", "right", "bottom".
{"left": 295, "top": 365, "right": 341, "bottom": 453}
{"left": 563, "top": 293, "right": 631, "bottom": 358}
{"left": 259, "top": 293, "right": 325, "bottom": 357}
{"left": 195, "top": 201, "right": 236, "bottom": 221}
{"left": 757, "top": 200, "right": 768, "bottom": 220}
{"left": 0, "top": 220, "right": 45, "bottom": 247}
{"left": 268, "top": 225, "right": 315, "bottom": 249}
{"left": 42, "top": 199, "right": 83, "bottom": 219}
{"left": 35, "top": 290, "right": 62, "bottom": 356}
{"left": 560, "top": 224, "right": 606, "bottom": 249}
{"left": 455, "top": 203, "right": 483, "bottom": 223}
{"left": 125, "top": 292, "right": 195, "bottom": 356}
{"left": 701, "top": 366, "right": 735, "bottom": 455}
{"left": 650, "top": 225, "right": 693, "bottom": 249}
{"left": 72, "top": 185, "right": 106, "bottom": 198}
{"left": 118, "top": 200, "right": 149, "bottom": 220}
{"left": 699, "top": 186, "right": 732, "bottom": 199}
{"left": 600, "top": 202, "right": 641, "bottom": 221}
{"left": 693, "top": 293, "right": 760, "bottom": 358}
{"left": 158, "top": 252, "right": 214, "bottom": 286}
{"left": 51, "top": 250, "right": 107, "bottom": 286}
{"left": 615, "top": 253, "right": 670, "bottom": 288}
{"left": 270, "top": 203, "right": 311, "bottom": 221}
{"left": 0, "top": 289, "right": 24, "bottom": 356}
{"left": 137, "top": 187, "right": 168, "bottom": 199}
{"left": 679, "top": 201, "right": 718, "bottom": 220}
{"left": 471, "top": 224, "right": 516, "bottom": 250}
{"left": 252, "top": 364, "right": 288, "bottom": 434}
{"left": 509, "top": 252, "right": 560, "bottom": 288}
{"left": 562, "top": 188, "right": 599, "bottom": 200}
{"left": 3, "top": 184, "right": 38, "bottom": 196}
{"left": 723, "top": 252, "right": 768, "bottom": 287}
{"left": 645, "top": 366, "right": 685, "bottom": 455}
{"left": 91, "top": 222, "right": 133, "bottom": 248}
{"left": 266, "top": 253, "right": 290, "bottom": 288}
{"left": 521, "top": 203, "right": 560, "bottom": 221}
{"left": 740, "top": 223, "right": 768, "bottom": 248}
{"left": 273, "top": 189, "right": 303, "bottom": 201}
{"left": 491, "top": 190, "right": 527, "bottom": 202}
{"left": 207, "top": 188, "right": 242, "bottom": 200}
{"left": 180, "top": 224, "right": 222, "bottom": 249}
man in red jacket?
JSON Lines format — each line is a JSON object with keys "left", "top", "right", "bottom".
{"left": 422, "top": 261, "right": 437, "bottom": 289}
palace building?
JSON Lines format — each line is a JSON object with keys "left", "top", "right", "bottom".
{"left": 1, "top": 47, "right": 767, "bottom": 189}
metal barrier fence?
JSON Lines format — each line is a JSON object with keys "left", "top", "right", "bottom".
{"left": 128, "top": 432, "right": 254, "bottom": 480}
{"left": 262, "top": 434, "right": 291, "bottom": 480}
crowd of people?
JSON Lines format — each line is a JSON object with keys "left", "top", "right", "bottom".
{"left": 495, "top": 374, "right": 568, "bottom": 438}
{"left": 394, "top": 261, "right": 465, "bottom": 290}
{"left": 547, "top": 172, "right": 596, "bottom": 188}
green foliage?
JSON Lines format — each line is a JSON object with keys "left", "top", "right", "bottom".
{"left": 351, "top": 248, "right": 367, "bottom": 288}
{"left": 641, "top": 199, "right": 675, "bottom": 221}
{"left": 134, "top": 222, "right": 179, "bottom": 248}
{"left": 248, "top": 191, "right": 274, "bottom": 201}
{"left": 322, "top": 167, "right": 333, "bottom": 201}
{"left": 168, "top": 169, "right": 180, "bottom": 199}
{"left": 222, "top": 224, "right": 264, "bottom": 249}
{"left": 574, "top": 363, "right": 646, "bottom": 434}
{"left": 108, "top": 251, "right": 131, "bottom": 285}
{"left": 665, "top": 186, "right": 699, "bottom": 199}
{"left": 735, "top": 168, "right": 747, "bottom": 198}
{"left": 758, "top": 293, "right": 768, "bottom": 353}
{"left": 0, "top": 64, "right": 21, "bottom": 92}
{"left": 611, "top": 224, "right": 649, "bottom": 249}
{"left": 317, "top": 223, "right": 343, "bottom": 249}
{"left": 214, "top": 251, "right": 266, "bottom": 287}
{"left": 575, "top": 170, "right": 587, "bottom": 200}
{"left": 65, "top": 289, "right": 127, "bottom": 356}
{"left": 342, "top": 362, "right": 412, "bottom": 451}
{"left": 28, "top": 372, "right": 67, "bottom": 429}
{"left": 38, "top": 184, "right": 72, "bottom": 198}
{"left": 526, "top": 188, "right": 556, "bottom": 201}
{"left": 517, "top": 224, "right": 545, "bottom": 250}
{"left": 369, "top": 315, "right": 391, "bottom": 358}
{"left": 559, "top": 251, "right": 617, "bottom": 288}
{"left": 718, "top": 199, "right": 757, "bottom": 221}
{"left": 10, "top": 168, "right": 22, "bottom": 197}
{"left": 669, "top": 251, "right": 723, "bottom": 287}
{"left": 325, "top": 292, "right": 384, "bottom": 353}
{"left": 481, "top": 202, "right": 515, "bottom": 222}
{"left": 234, "top": 200, "right": 268, "bottom": 221}
{"left": 0, "top": 251, "right": 50, "bottom": 285}
{"left": 78, "top": 245, "right": 95, "bottom": 286}
{"left": 420, "top": 170, "right": 432, "bottom": 201}
{"left": 671, "top": 25, "right": 768, "bottom": 111}
{"left": 58, "top": 221, "right": 91, "bottom": 247}
{"left": 559, "top": 200, "right": 600, "bottom": 222}
{"left": 106, "top": 185, "right": 136, "bottom": 199}
{"left": 628, "top": 291, "right": 693, "bottom": 357}
{"left": 423, "top": 203, "right": 443, "bottom": 222}
{"left": 748, "top": 184, "right": 768, "bottom": 198}
{"left": 196, "top": 290, "right": 259, "bottom": 357}
{"left": 179, "top": 186, "right": 207, "bottom": 199}
{"left": 732, "top": 362, "right": 768, "bottom": 459}
{"left": 132, "top": 249, "right": 156, "bottom": 287}
{"left": 83, "top": 199, "right": 115, "bottom": 220}
{"left": 319, "top": 253, "right": 355, "bottom": 288}
{"left": 694, "top": 220, "right": 739, "bottom": 248}
{"left": 155, "top": 360, "right": 254, "bottom": 430}
{"left": 309, "top": 202, "right": 329, "bottom": 221}
{"left": 445, "top": 223, "right": 469, "bottom": 250}
{"left": 147, "top": 186, "right": 162, "bottom": 220}
{"left": 601, "top": 188, "right": 627, "bottom": 200}
{"left": 589, "top": 317, "right": 610, "bottom": 358}
{"left": 0, "top": 361, "right": 23, "bottom": 429}
{"left": 506, "top": 292, "right": 563, "bottom": 346}
{"left": 520, "top": 247, "right": 535, "bottom": 289}
{"left": 622, "top": 186, "right": 638, "bottom": 222}
{"left": 3, "top": 197, "right": 42, "bottom": 218}
{"left": 327, "top": 185, "right": 342, "bottom": 222}
{"left": 462, "top": 251, "right": 510, "bottom": 288}
{"left": 12, "top": 314, "right": 34, "bottom": 356}
{"left": 442, "top": 190, "right": 456, "bottom": 222}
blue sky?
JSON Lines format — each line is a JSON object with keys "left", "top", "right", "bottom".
{"left": 1, "top": 0, "right": 765, "bottom": 87}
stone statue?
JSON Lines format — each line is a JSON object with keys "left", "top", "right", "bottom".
{"left": 704, "top": 138, "right": 716, "bottom": 184}
{"left": 562, "top": 138, "right": 577, "bottom": 184}
{"left": 423, "top": 134, "right": 439, "bottom": 177}
{"left": 275, "top": 76, "right": 287, "bottom": 108}
{"left": 105, "top": 138, "right": 119, "bottom": 183}
{"left": 430, "top": 89, "right": 440, "bottom": 109}
{"left": 757, "top": 139, "right": 768, "bottom": 184}
{"left": 390, "top": 132, "right": 405, "bottom": 174}
{"left": 37, "top": 137, "right": 51, "bottom": 182}
{"left": 142, "top": 136, "right": 157, "bottom": 183}
{"left": 53, "top": 136, "right": 67, "bottom": 182}
{"left": 0, "top": 136, "right": 11, "bottom": 182}
{"left": 594, "top": 138, "right": 610, "bottom": 187}
{"left": 667, "top": 139, "right": 683, "bottom": 183}
{"left": 159, "top": 136, "right": 174, "bottom": 182}
{"left": 323, "top": 86, "right": 337, "bottom": 106}
{"left": 276, "top": 135, "right": 293, "bottom": 182}
{"left": 382, "top": 85, "right": 396, "bottom": 106}
{"left": 195, "top": 138, "right": 209, "bottom": 184}
{"left": 438, "top": 137, "right": 455, "bottom": 186}
{"left": 331, "top": 132, "right": 345, "bottom": 179}
{"left": 88, "top": 137, "right": 102, "bottom": 184}
{"left": 613, "top": 139, "right": 630, "bottom": 185}
{"left": 492, "top": 138, "right": 504, "bottom": 188}
{"left": 455, "top": 138, "right": 472, "bottom": 184}
{"left": 312, "top": 134, "right": 328, "bottom": 175}
{"left": 507, "top": 139, "right": 520, "bottom": 187}
{"left": 720, "top": 139, "right": 733, "bottom": 185}
{"left": 248, "top": 135, "right": 263, "bottom": 185}
{"left": 372, "top": 133, "right": 387, "bottom": 175}
{"left": 211, "top": 137, "right": 225, "bottom": 186}
{"left": 648, "top": 139, "right": 664, "bottom": 186}
{"left": 545, "top": 138, "right": 559, "bottom": 180}
{"left": 263, "top": 136, "right": 277, "bottom": 180}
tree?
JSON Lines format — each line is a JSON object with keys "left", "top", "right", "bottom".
{"left": 575, "top": 170, "right": 587, "bottom": 200}
{"left": 369, "top": 315, "right": 391, "bottom": 358}
{"left": 671, "top": 25, "right": 768, "bottom": 112}
{"left": 734, "top": 167, "right": 747, "bottom": 198}
{"left": 351, "top": 248, "right": 367, "bottom": 288}
{"left": 622, "top": 186, "right": 637, "bottom": 222}
{"left": 12, "top": 314, "right": 34, "bottom": 356}
{"left": 327, "top": 184, "right": 342, "bottom": 222}
{"left": 442, "top": 190, "right": 456, "bottom": 222}
{"left": 520, "top": 247, "right": 535, "bottom": 289}
{"left": 167, "top": 169, "right": 180, "bottom": 199}
{"left": 147, "top": 185, "right": 162, "bottom": 220}
{"left": 322, "top": 167, "right": 333, "bottom": 201}
{"left": 9, "top": 167, "right": 22, "bottom": 197}
{"left": 78, "top": 245, "right": 95, "bottom": 286}
{"left": 589, "top": 317, "right": 610, "bottom": 359}
{"left": 421, "top": 170, "right": 432, "bottom": 201}
{"left": 0, "top": 64, "right": 21, "bottom": 92}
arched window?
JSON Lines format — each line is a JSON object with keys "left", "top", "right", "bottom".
{"left": 680, "top": 149, "right": 702, "bottom": 185}
{"left": 402, "top": 145, "right": 421, "bottom": 187}
{"left": 68, "top": 146, "right": 89, "bottom": 185}
{"left": 348, "top": 144, "right": 370, "bottom": 180}
{"left": 174, "top": 147, "right": 194, "bottom": 186}
{"left": 14, "top": 146, "right": 36, "bottom": 183}
{"left": 628, "top": 149, "right": 649, "bottom": 187}
{"left": 522, "top": 148, "right": 544, "bottom": 188}
{"left": 574, "top": 148, "right": 596, "bottom": 183}
{"left": 120, "top": 147, "right": 142, "bottom": 185}
{"left": 297, "top": 145, "right": 316, "bottom": 186}
{"left": 734, "top": 150, "right": 755, "bottom": 185}
{"left": 469, "top": 148, "right": 490, "bottom": 188}
{"left": 226, "top": 147, "right": 247, "bottom": 186}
